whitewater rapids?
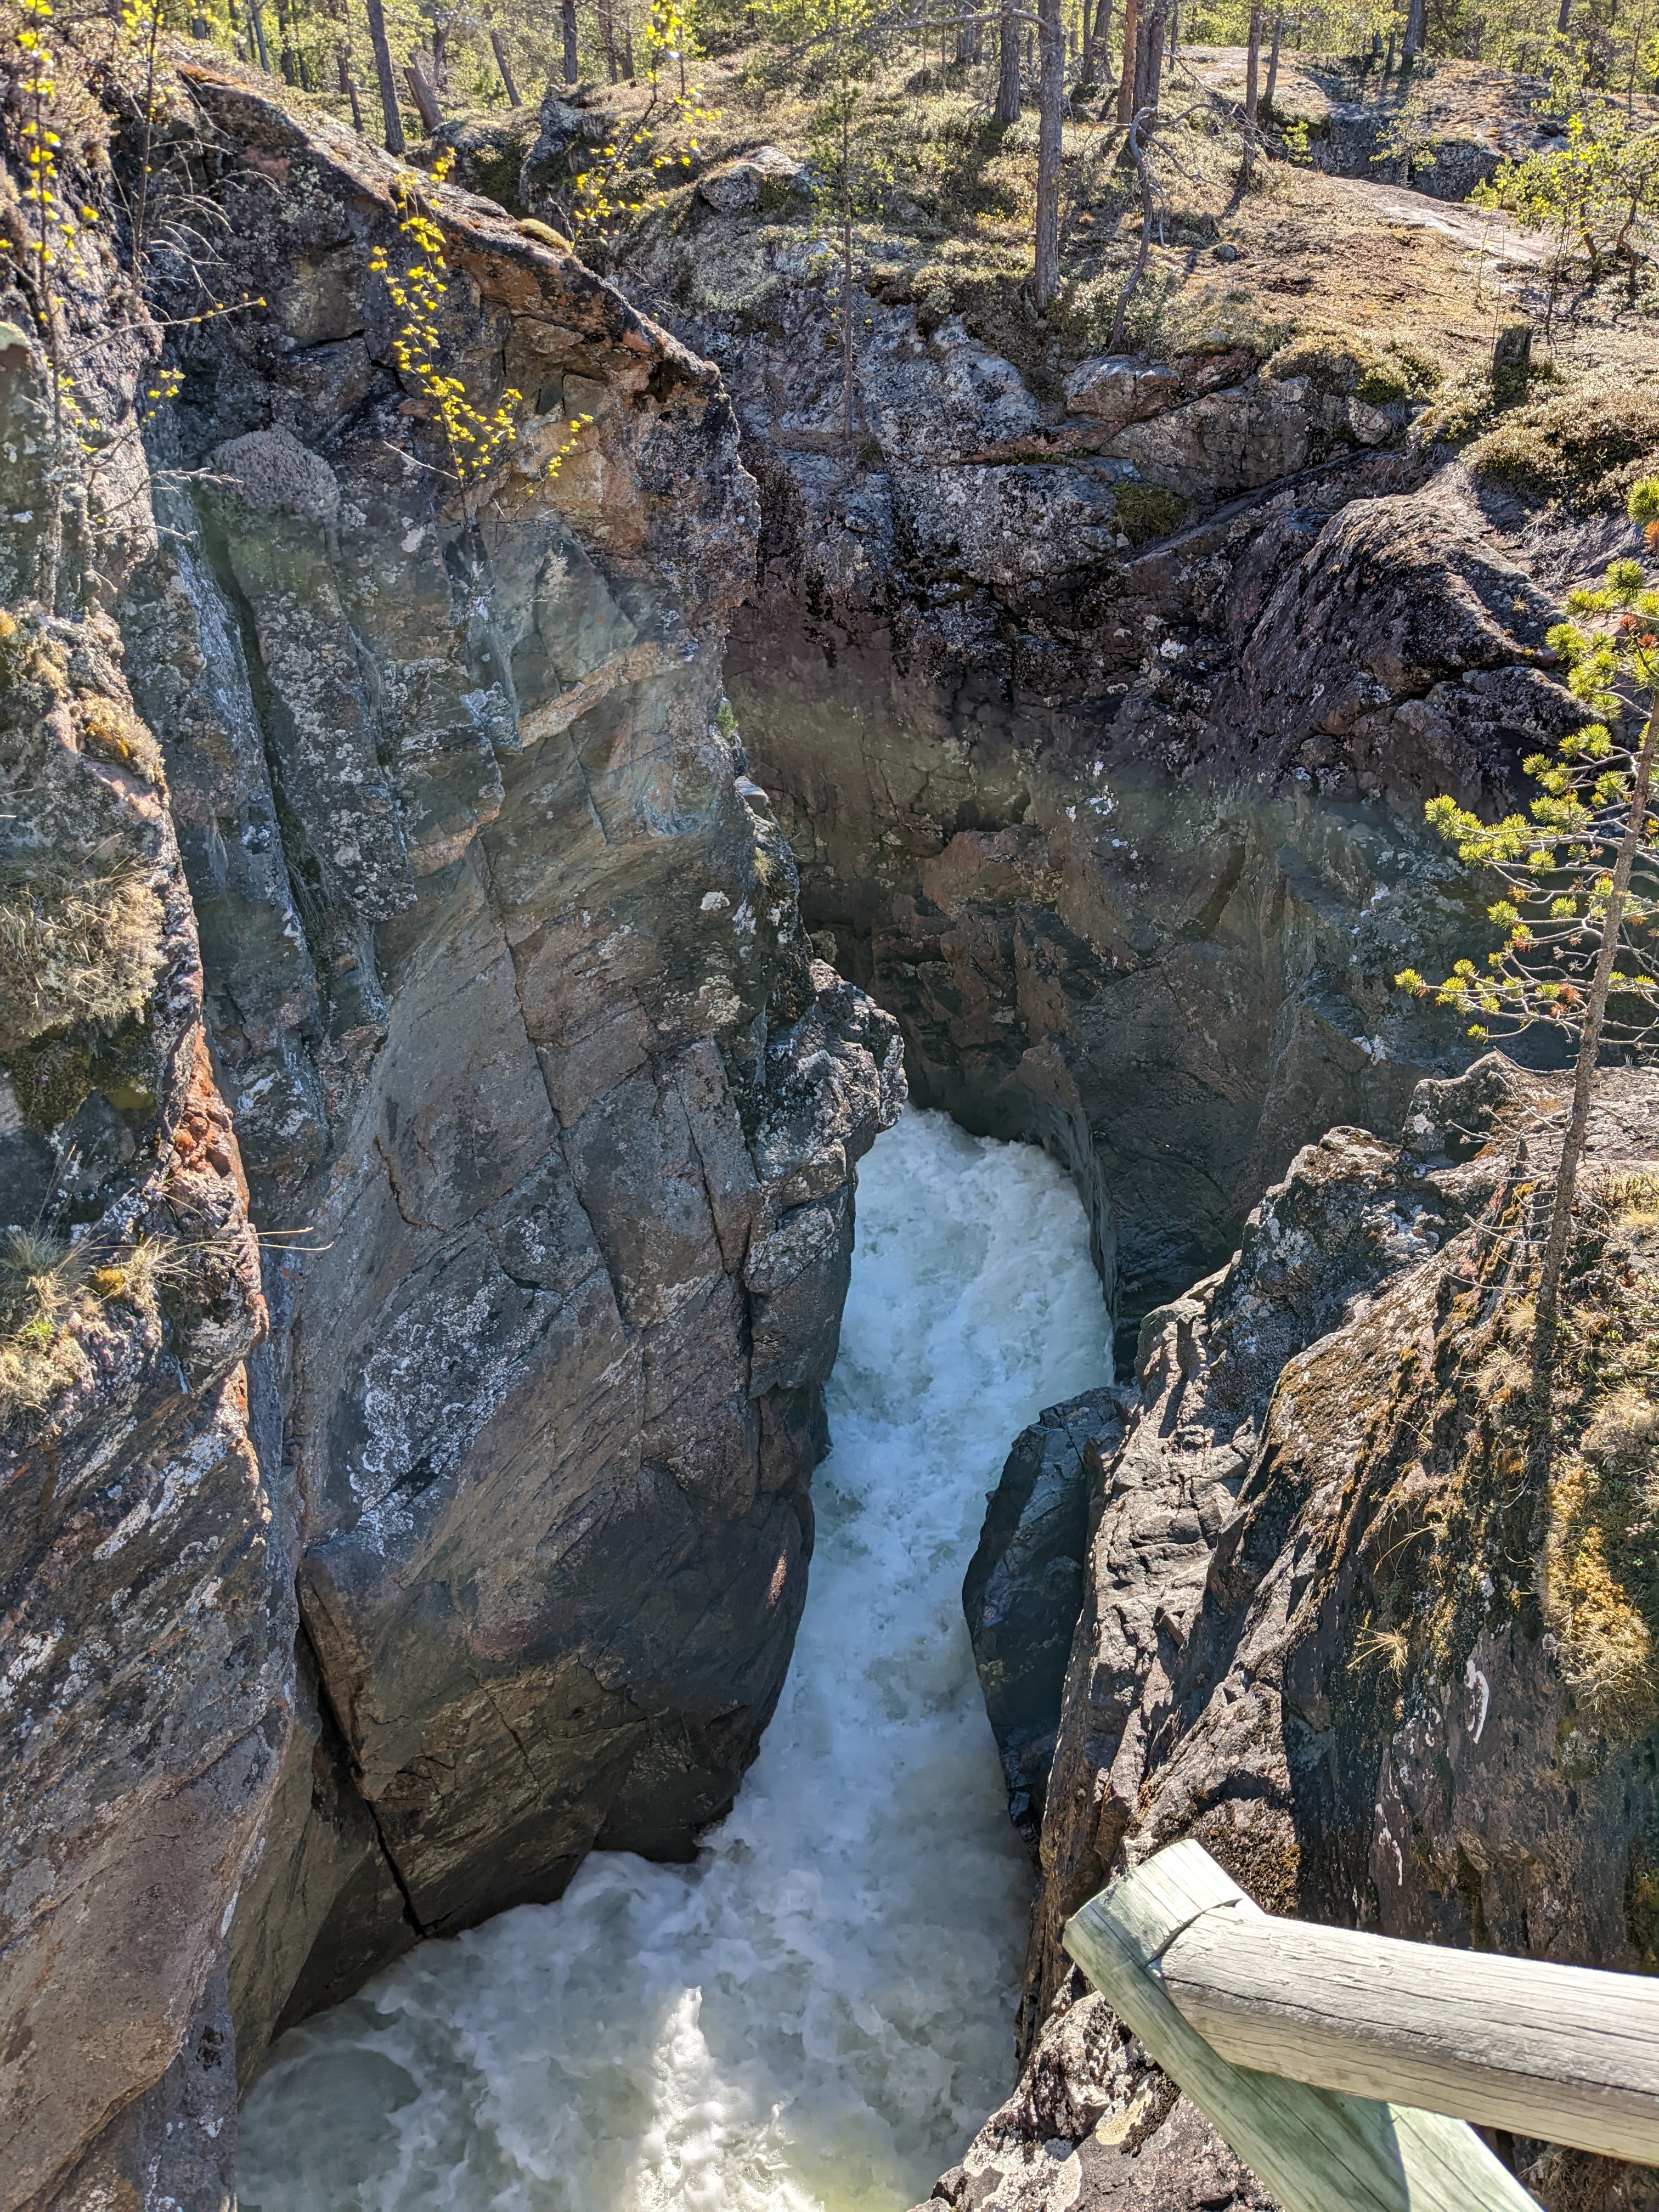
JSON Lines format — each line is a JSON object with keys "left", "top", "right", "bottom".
{"left": 238, "top": 1109, "right": 1110, "bottom": 2212}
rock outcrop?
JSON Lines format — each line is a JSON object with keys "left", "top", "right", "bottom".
{"left": 925, "top": 1058, "right": 1659, "bottom": 2212}
{"left": 0, "top": 49, "right": 900, "bottom": 2208}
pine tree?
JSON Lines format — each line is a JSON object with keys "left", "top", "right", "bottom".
{"left": 1398, "top": 481, "right": 1659, "bottom": 1448}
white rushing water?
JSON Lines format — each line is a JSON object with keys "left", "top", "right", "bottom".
{"left": 239, "top": 1109, "right": 1109, "bottom": 2212}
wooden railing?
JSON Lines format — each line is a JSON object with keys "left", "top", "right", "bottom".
{"left": 1063, "top": 1840, "right": 1659, "bottom": 2212}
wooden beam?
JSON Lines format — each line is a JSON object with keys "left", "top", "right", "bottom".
{"left": 1063, "top": 1842, "right": 1542, "bottom": 2212}
{"left": 1155, "top": 1881, "right": 1659, "bottom": 2165}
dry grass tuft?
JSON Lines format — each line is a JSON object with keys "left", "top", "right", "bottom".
{"left": 77, "top": 695, "right": 164, "bottom": 783}
{"left": 0, "top": 851, "right": 166, "bottom": 1056}
{"left": 0, "top": 1226, "right": 177, "bottom": 1427}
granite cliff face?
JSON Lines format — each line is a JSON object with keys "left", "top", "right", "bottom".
{"left": 0, "top": 54, "right": 900, "bottom": 2210}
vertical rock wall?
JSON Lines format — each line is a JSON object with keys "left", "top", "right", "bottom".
{"left": 1, "top": 53, "right": 900, "bottom": 2209}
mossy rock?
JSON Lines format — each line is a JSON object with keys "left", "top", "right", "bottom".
{"left": 1114, "top": 482, "right": 1186, "bottom": 546}
{"left": 1266, "top": 332, "right": 1442, "bottom": 405}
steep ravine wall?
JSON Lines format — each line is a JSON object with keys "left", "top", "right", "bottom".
{"left": 608, "top": 196, "right": 1659, "bottom": 2212}
{"left": 620, "top": 217, "right": 1595, "bottom": 1346}
{"left": 0, "top": 55, "right": 902, "bottom": 2211}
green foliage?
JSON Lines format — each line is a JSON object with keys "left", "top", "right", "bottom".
{"left": 1473, "top": 106, "right": 1659, "bottom": 280}
{"left": 567, "top": 0, "right": 715, "bottom": 234}
{"left": 1397, "top": 506, "right": 1659, "bottom": 1052}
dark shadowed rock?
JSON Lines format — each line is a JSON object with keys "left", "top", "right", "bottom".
{"left": 931, "top": 1059, "right": 1659, "bottom": 2212}
{"left": 964, "top": 1389, "right": 1136, "bottom": 1850}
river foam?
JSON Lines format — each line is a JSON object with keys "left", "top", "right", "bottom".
{"left": 239, "top": 1109, "right": 1109, "bottom": 2212}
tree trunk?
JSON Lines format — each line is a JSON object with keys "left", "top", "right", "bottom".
{"left": 249, "top": 0, "right": 272, "bottom": 71}
{"left": 1264, "top": 9, "right": 1283, "bottom": 112}
{"left": 997, "top": 4, "right": 1022, "bottom": 119}
{"left": 489, "top": 27, "right": 522, "bottom": 104}
{"left": 1557, "top": 0, "right": 1571, "bottom": 31}
{"left": 1116, "top": 0, "right": 1138, "bottom": 120}
{"left": 1530, "top": 695, "right": 1659, "bottom": 1464}
{"left": 841, "top": 103, "right": 855, "bottom": 445}
{"left": 1035, "top": 0, "right": 1064, "bottom": 304}
{"left": 406, "top": 52, "right": 442, "bottom": 133}
{"left": 600, "top": 0, "right": 619, "bottom": 82}
{"left": 1109, "top": 110, "right": 1157, "bottom": 345}
{"left": 1133, "top": 0, "right": 1167, "bottom": 115}
{"left": 1082, "top": 0, "right": 1113, "bottom": 84}
{"left": 563, "top": 0, "right": 580, "bottom": 85}
{"left": 338, "top": 48, "right": 365, "bottom": 131}
{"left": 1404, "top": 0, "right": 1427, "bottom": 56}
{"left": 1242, "top": 0, "right": 1261, "bottom": 175}
{"left": 364, "top": 0, "right": 404, "bottom": 153}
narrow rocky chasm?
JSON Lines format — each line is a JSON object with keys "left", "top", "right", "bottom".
{"left": 4, "top": 39, "right": 1657, "bottom": 2212}
{"left": 235, "top": 1109, "right": 1110, "bottom": 2212}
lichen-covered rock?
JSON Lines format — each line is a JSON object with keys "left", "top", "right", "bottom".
{"left": 0, "top": 599, "right": 289, "bottom": 2212}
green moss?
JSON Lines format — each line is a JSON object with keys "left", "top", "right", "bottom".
{"left": 1114, "top": 482, "right": 1186, "bottom": 546}
{"left": 6, "top": 1036, "right": 94, "bottom": 1128}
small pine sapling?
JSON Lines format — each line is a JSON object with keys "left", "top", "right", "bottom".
{"left": 1398, "top": 478, "right": 1659, "bottom": 1454}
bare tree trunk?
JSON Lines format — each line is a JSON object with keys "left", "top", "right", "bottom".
{"left": 600, "top": 0, "right": 619, "bottom": 81}
{"left": 563, "top": 0, "right": 580, "bottom": 84}
{"left": 1116, "top": 0, "right": 1139, "bottom": 119}
{"left": 1082, "top": 0, "right": 1113, "bottom": 83}
{"left": 1109, "top": 109, "right": 1156, "bottom": 345}
{"left": 489, "top": 27, "right": 522, "bottom": 104}
{"left": 1034, "top": 0, "right": 1064, "bottom": 304}
{"left": 840, "top": 100, "right": 856, "bottom": 444}
{"left": 338, "top": 47, "right": 365, "bottom": 129}
{"left": 1133, "top": 0, "right": 1167, "bottom": 114}
{"left": 1530, "top": 696, "right": 1659, "bottom": 1467}
{"left": 1242, "top": 0, "right": 1261, "bottom": 174}
{"left": 364, "top": 0, "right": 404, "bottom": 153}
{"left": 1404, "top": 0, "right": 1427, "bottom": 57}
{"left": 1263, "top": 9, "right": 1283, "bottom": 111}
{"left": 406, "top": 52, "right": 442, "bottom": 132}
{"left": 249, "top": 0, "right": 272, "bottom": 71}
{"left": 997, "top": 3, "right": 1022, "bottom": 117}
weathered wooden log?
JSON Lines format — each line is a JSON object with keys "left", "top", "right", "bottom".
{"left": 1155, "top": 1876, "right": 1659, "bottom": 2165}
{"left": 1064, "top": 1841, "right": 1543, "bottom": 2212}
